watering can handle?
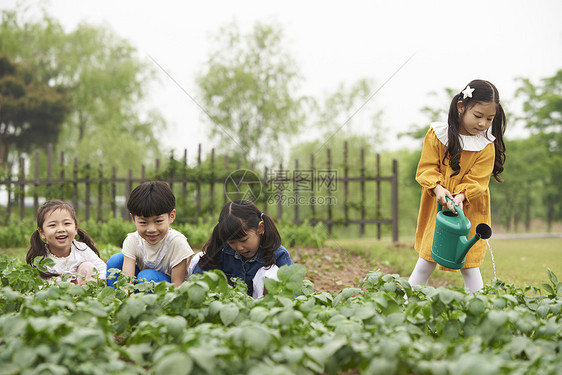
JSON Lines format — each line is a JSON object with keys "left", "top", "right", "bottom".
{"left": 438, "top": 197, "right": 466, "bottom": 218}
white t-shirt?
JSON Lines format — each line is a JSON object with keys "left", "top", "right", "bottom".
{"left": 252, "top": 265, "right": 280, "bottom": 299}
{"left": 122, "top": 228, "right": 194, "bottom": 280}
{"left": 187, "top": 252, "right": 203, "bottom": 279}
{"left": 46, "top": 240, "right": 107, "bottom": 278}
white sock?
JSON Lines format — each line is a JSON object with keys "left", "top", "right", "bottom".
{"left": 461, "top": 267, "right": 483, "bottom": 293}
{"left": 408, "top": 257, "right": 436, "bottom": 287}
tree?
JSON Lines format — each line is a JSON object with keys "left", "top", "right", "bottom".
{"left": 309, "top": 79, "right": 384, "bottom": 148}
{"left": 399, "top": 87, "right": 457, "bottom": 140}
{"left": 0, "top": 54, "right": 69, "bottom": 165}
{"left": 196, "top": 22, "right": 306, "bottom": 164}
{"left": 0, "top": 7, "right": 163, "bottom": 172}
{"left": 516, "top": 70, "right": 562, "bottom": 229}
{"left": 490, "top": 136, "right": 548, "bottom": 231}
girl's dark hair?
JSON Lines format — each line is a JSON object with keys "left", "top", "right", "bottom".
{"left": 127, "top": 181, "right": 176, "bottom": 217}
{"left": 199, "top": 200, "right": 281, "bottom": 269}
{"left": 26, "top": 200, "right": 99, "bottom": 278}
{"left": 446, "top": 79, "right": 507, "bottom": 182}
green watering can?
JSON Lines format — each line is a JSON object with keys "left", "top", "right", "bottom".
{"left": 431, "top": 197, "right": 492, "bottom": 269}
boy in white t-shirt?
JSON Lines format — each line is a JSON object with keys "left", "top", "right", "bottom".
{"left": 106, "top": 181, "right": 194, "bottom": 287}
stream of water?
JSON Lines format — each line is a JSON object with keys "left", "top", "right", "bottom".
{"left": 486, "top": 239, "right": 497, "bottom": 280}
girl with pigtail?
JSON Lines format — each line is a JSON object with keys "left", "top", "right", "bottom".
{"left": 191, "top": 199, "right": 294, "bottom": 298}
{"left": 408, "top": 79, "right": 507, "bottom": 293}
{"left": 26, "top": 200, "right": 106, "bottom": 284}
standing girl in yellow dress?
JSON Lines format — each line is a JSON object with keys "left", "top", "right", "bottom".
{"left": 408, "top": 79, "right": 507, "bottom": 292}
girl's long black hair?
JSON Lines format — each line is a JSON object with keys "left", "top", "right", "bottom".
{"left": 26, "top": 200, "right": 99, "bottom": 278}
{"left": 446, "top": 79, "right": 507, "bottom": 182}
{"left": 199, "top": 200, "right": 282, "bottom": 269}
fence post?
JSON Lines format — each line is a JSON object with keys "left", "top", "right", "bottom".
{"left": 72, "top": 158, "right": 78, "bottom": 213}
{"left": 126, "top": 169, "right": 132, "bottom": 201}
{"left": 294, "top": 159, "right": 299, "bottom": 224}
{"left": 182, "top": 149, "right": 187, "bottom": 201}
{"left": 85, "top": 162, "right": 91, "bottom": 222}
{"left": 376, "top": 153, "right": 381, "bottom": 240}
{"left": 111, "top": 166, "right": 117, "bottom": 218}
{"left": 197, "top": 144, "right": 201, "bottom": 218}
{"left": 223, "top": 155, "right": 229, "bottom": 206}
{"left": 210, "top": 148, "right": 215, "bottom": 217}
{"left": 310, "top": 153, "right": 315, "bottom": 222}
{"left": 276, "top": 163, "right": 283, "bottom": 220}
{"left": 360, "top": 149, "right": 365, "bottom": 236}
{"left": 169, "top": 153, "right": 175, "bottom": 191}
{"left": 6, "top": 162, "right": 12, "bottom": 223}
{"left": 344, "top": 141, "right": 349, "bottom": 228}
{"left": 327, "top": 148, "right": 333, "bottom": 235}
{"left": 98, "top": 163, "right": 103, "bottom": 222}
{"left": 392, "top": 158, "right": 399, "bottom": 242}
{"left": 19, "top": 157, "right": 25, "bottom": 221}
{"left": 47, "top": 144, "right": 53, "bottom": 199}
{"left": 263, "top": 166, "right": 269, "bottom": 214}
{"left": 34, "top": 151, "right": 39, "bottom": 215}
{"left": 59, "top": 151, "right": 65, "bottom": 201}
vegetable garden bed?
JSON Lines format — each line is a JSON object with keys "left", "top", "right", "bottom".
{"left": 0, "top": 254, "right": 560, "bottom": 374}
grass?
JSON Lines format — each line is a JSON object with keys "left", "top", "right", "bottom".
{"left": 325, "top": 236, "right": 562, "bottom": 290}
{"left": 481, "top": 237, "right": 562, "bottom": 287}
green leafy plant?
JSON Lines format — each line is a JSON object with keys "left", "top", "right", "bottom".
{"left": 0, "top": 253, "right": 560, "bottom": 374}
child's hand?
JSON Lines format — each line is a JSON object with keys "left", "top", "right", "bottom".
{"left": 432, "top": 184, "right": 455, "bottom": 210}
{"left": 452, "top": 193, "right": 465, "bottom": 210}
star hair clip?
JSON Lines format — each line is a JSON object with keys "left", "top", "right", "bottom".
{"left": 461, "top": 85, "right": 475, "bottom": 99}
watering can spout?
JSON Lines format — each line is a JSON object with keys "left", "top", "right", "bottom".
{"left": 456, "top": 235, "right": 481, "bottom": 264}
{"left": 455, "top": 223, "right": 492, "bottom": 264}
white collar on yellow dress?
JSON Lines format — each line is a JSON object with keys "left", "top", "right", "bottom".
{"left": 430, "top": 122, "right": 495, "bottom": 152}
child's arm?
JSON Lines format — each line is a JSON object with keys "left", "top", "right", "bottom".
{"left": 122, "top": 255, "right": 137, "bottom": 278}
{"left": 83, "top": 249, "right": 107, "bottom": 278}
{"left": 170, "top": 257, "right": 189, "bottom": 287}
{"left": 416, "top": 129, "right": 445, "bottom": 193}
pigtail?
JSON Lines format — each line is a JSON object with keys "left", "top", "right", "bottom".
{"left": 491, "top": 102, "right": 507, "bottom": 182}
{"left": 26, "top": 230, "right": 57, "bottom": 278}
{"left": 446, "top": 93, "right": 463, "bottom": 177}
{"left": 26, "top": 230, "right": 48, "bottom": 266}
{"left": 199, "top": 224, "right": 224, "bottom": 270}
{"left": 259, "top": 213, "right": 281, "bottom": 267}
{"left": 75, "top": 228, "right": 100, "bottom": 257}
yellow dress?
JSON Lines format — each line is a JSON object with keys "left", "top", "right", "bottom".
{"left": 415, "top": 123, "right": 495, "bottom": 270}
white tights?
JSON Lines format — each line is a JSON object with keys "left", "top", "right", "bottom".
{"left": 408, "top": 257, "right": 483, "bottom": 293}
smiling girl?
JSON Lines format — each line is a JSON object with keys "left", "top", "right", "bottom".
{"left": 193, "top": 200, "right": 294, "bottom": 298}
{"left": 408, "top": 79, "right": 507, "bottom": 293}
{"left": 26, "top": 200, "right": 106, "bottom": 284}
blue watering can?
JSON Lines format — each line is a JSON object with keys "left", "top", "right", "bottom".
{"left": 431, "top": 197, "right": 492, "bottom": 269}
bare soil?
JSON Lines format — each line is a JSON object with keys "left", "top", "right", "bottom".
{"left": 290, "top": 246, "right": 395, "bottom": 293}
{"left": 291, "top": 245, "right": 459, "bottom": 292}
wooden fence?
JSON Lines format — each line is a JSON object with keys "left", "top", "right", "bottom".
{"left": 0, "top": 142, "right": 399, "bottom": 241}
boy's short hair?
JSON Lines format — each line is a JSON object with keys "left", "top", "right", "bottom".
{"left": 127, "top": 181, "right": 176, "bottom": 217}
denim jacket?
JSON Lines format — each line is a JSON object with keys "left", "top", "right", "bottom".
{"left": 193, "top": 244, "right": 293, "bottom": 296}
